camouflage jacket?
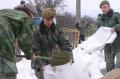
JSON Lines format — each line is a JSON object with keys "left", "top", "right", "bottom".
{"left": 32, "top": 21, "right": 73, "bottom": 65}
{"left": 0, "top": 9, "right": 34, "bottom": 75}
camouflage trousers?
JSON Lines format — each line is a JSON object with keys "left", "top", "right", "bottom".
{"left": 104, "top": 44, "right": 120, "bottom": 72}
{"left": 31, "top": 60, "right": 44, "bottom": 79}
{"left": 0, "top": 58, "right": 17, "bottom": 79}
{"left": 35, "top": 70, "right": 44, "bottom": 79}
{"left": 0, "top": 76, "right": 16, "bottom": 79}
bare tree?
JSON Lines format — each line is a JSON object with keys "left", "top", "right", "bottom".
{"left": 81, "top": 15, "right": 95, "bottom": 26}
{"left": 28, "top": 0, "right": 65, "bottom": 16}
{"left": 56, "top": 12, "right": 76, "bottom": 28}
{"left": 42, "top": 0, "right": 65, "bottom": 8}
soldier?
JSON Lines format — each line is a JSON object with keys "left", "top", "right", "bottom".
{"left": 0, "top": 3, "right": 36, "bottom": 79}
{"left": 15, "top": 1, "right": 37, "bottom": 61}
{"left": 75, "top": 20, "right": 88, "bottom": 43}
{"left": 97, "top": 0, "right": 120, "bottom": 72}
{"left": 32, "top": 8, "right": 73, "bottom": 79}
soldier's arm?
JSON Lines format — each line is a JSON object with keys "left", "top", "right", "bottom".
{"left": 18, "top": 18, "right": 34, "bottom": 59}
{"left": 31, "top": 29, "right": 44, "bottom": 66}
{"left": 96, "top": 22, "right": 101, "bottom": 29}
{"left": 32, "top": 29, "right": 41, "bottom": 55}
{"left": 57, "top": 26, "right": 73, "bottom": 62}
{"left": 114, "top": 13, "right": 120, "bottom": 31}
{"left": 57, "top": 27, "right": 72, "bottom": 51}
{"left": 96, "top": 14, "right": 102, "bottom": 29}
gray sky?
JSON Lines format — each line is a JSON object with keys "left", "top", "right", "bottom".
{"left": 0, "top": 0, "right": 20, "bottom": 9}
{"left": 0, "top": 0, "right": 120, "bottom": 18}
{"left": 64, "top": 0, "right": 120, "bottom": 18}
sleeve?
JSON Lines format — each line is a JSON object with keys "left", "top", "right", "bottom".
{"left": 32, "top": 30, "right": 41, "bottom": 55}
{"left": 57, "top": 26, "right": 74, "bottom": 61}
{"left": 18, "top": 18, "right": 34, "bottom": 59}
{"left": 96, "top": 18, "right": 101, "bottom": 29}
{"left": 96, "top": 14, "right": 102, "bottom": 29}
{"left": 114, "top": 13, "right": 120, "bottom": 31}
{"left": 57, "top": 27, "right": 72, "bottom": 51}
{"left": 96, "top": 22, "right": 101, "bottom": 29}
{"left": 32, "top": 29, "right": 44, "bottom": 66}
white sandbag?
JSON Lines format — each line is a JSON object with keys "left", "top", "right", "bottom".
{"left": 72, "top": 49, "right": 105, "bottom": 79}
{"left": 72, "top": 49, "right": 93, "bottom": 79}
{"left": 72, "top": 27, "right": 117, "bottom": 79}
{"left": 88, "top": 52, "right": 106, "bottom": 79}
{"left": 17, "top": 58, "right": 74, "bottom": 79}
{"left": 106, "top": 32, "right": 117, "bottom": 43}
{"left": 44, "top": 63, "right": 74, "bottom": 79}
{"left": 17, "top": 58, "right": 37, "bottom": 79}
{"left": 80, "top": 27, "right": 117, "bottom": 52}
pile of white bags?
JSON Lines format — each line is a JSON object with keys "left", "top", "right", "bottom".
{"left": 17, "top": 59, "right": 73, "bottom": 79}
{"left": 72, "top": 27, "right": 117, "bottom": 79}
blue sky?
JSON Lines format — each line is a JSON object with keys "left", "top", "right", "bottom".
{"left": 0, "top": 0, "right": 120, "bottom": 18}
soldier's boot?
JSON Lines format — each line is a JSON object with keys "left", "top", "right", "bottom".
{"left": 116, "top": 52, "right": 120, "bottom": 69}
{"left": 106, "top": 62, "right": 115, "bottom": 72}
{"left": 100, "top": 68, "right": 107, "bottom": 75}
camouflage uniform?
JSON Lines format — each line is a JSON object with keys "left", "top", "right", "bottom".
{"left": 0, "top": 9, "right": 34, "bottom": 79}
{"left": 32, "top": 21, "right": 73, "bottom": 79}
{"left": 97, "top": 9, "right": 120, "bottom": 71}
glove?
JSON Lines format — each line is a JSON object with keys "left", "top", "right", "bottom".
{"left": 50, "top": 50, "right": 70, "bottom": 66}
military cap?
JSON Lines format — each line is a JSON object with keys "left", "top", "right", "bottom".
{"left": 42, "top": 8, "right": 56, "bottom": 19}
{"left": 24, "top": 3, "right": 38, "bottom": 15}
{"left": 15, "top": 3, "right": 37, "bottom": 16}
{"left": 100, "top": 0, "right": 110, "bottom": 8}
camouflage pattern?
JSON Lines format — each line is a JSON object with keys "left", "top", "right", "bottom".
{"left": 97, "top": 10, "right": 120, "bottom": 71}
{"left": 32, "top": 21, "right": 73, "bottom": 79}
{"left": 35, "top": 70, "right": 44, "bottom": 79}
{"left": 0, "top": 9, "right": 34, "bottom": 78}
{"left": 0, "top": 75, "right": 16, "bottom": 79}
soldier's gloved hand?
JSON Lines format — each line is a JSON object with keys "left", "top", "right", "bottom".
{"left": 24, "top": 51, "right": 33, "bottom": 60}
{"left": 25, "top": 54, "right": 32, "bottom": 60}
